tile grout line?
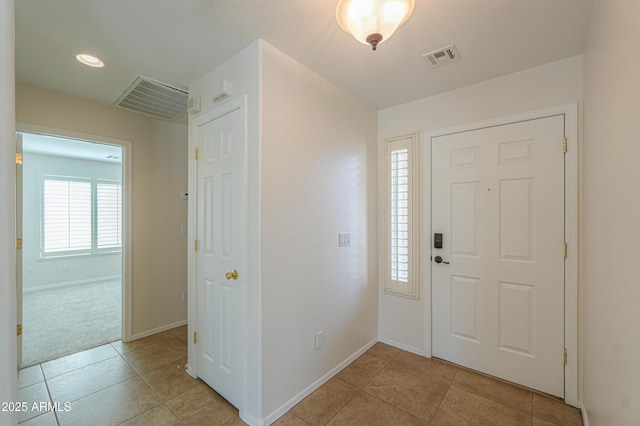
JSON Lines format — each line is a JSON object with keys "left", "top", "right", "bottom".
{"left": 295, "top": 347, "right": 399, "bottom": 426}
{"left": 20, "top": 329, "right": 187, "bottom": 426}
{"left": 111, "top": 350, "right": 160, "bottom": 426}
{"left": 318, "top": 347, "right": 406, "bottom": 426}
{"left": 111, "top": 330, "right": 190, "bottom": 424}
{"left": 354, "top": 348, "right": 435, "bottom": 425}
{"left": 425, "top": 366, "right": 461, "bottom": 425}
{"left": 291, "top": 412, "right": 311, "bottom": 425}
{"left": 136, "top": 370, "right": 196, "bottom": 424}
{"left": 446, "top": 370, "right": 537, "bottom": 419}
{"left": 42, "top": 346, "right": 126, "bottom": 378}
{"left": 318, "top": 379, "right": 363, "bottom": 426}
{"left": 41, "top": 364, "right": 60, "bottom": 426}
{"left": 46, "top": 350, "right": 145, "bottom": 423}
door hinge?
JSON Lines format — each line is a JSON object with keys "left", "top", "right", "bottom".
{"left": 16, "top": 153, "right": 23, "bottom": 165}
{"left": 194, "top": 240, "right": 199, "bottom": 252}
{"left": 563, "top": 137, "right": 567, "bottom": 153}
{"left": 563, "top": 242, "right": 567, "bottom": 259}
{"left": 194, "top": 331, "right": 198, "bottom": 344}
{"left": 195, "top": 148, "right": 199, "bottom": 161}
{"left": 563, "top": 348, "right": 567, "bottom": 365}
{"left": 17, "top": 324, "right": 22, "bottom": 336}
{"left": 16, "top": 239, "right": 22, "bottom": 250}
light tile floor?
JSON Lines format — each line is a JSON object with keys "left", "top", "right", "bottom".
{"left": 18, "top": 331, "right": 582, "bottom": 425}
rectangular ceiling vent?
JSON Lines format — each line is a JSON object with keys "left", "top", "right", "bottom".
{"left": 422, "top": 44, "right": 461, "bottom": 69}
{"left": 114, "top": 76, "right": 187, "bottom": 120}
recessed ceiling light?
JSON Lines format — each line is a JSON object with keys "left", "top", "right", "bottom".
{"left": 75, "top": 53, "right": 105, "bottom": 68}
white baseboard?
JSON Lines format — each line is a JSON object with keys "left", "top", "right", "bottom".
{"left": 262, "top": 337, "right": 378, "bottom": 426}
{"left": 23, "top": 275, "right": 120, "bottom": 292}
{"left": 579, "top": 401, "right": 590, "bottom": 426}
{"left": 185, "top": 366, "right": 197, "bottom": 380}
{"left": 378, "top": 337, "right": 425, "bottom": 357}
{"left": 240, "top": 412, "right": 264, "bottom": 426}
{"left": 129, "top": 319, "right": 188, "bottom": 341}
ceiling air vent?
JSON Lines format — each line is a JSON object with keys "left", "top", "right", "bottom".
{"left": 114, "top": 76, "right": 187, "bottom": 120}
{"left": 422, "top": 44, "right": 461, "bottom": 69}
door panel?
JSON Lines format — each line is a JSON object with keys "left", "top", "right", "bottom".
{"left": 432, "top": 115, "right": 565, "bottom": 397}
{"left": 196, "top": 108, "right": 244, "bottom": 407}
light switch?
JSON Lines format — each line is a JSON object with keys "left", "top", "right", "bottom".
{"left": 338, "top": 233, "right": 351, "bottom": 247}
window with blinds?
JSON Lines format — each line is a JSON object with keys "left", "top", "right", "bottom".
{"left": 384, "top": 135, "right": 417, "bottom": 299}
{"left": 97, "top": 180, "right": 123, "bottom": 249}
{"left": 43, "top": 178, "right": 92, "bottom": 253}
{"left": 390, "top": 148, "right": 409, "bottom": 283}
{"left": 41, "top": 175, "right": 122, "bottom": 257}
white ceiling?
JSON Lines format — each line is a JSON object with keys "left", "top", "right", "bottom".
{"left": 15, "top": 0, "right": 594, "bottom": 111}
{"left": 22, "top": 133, "right": 122, "bottom": 163}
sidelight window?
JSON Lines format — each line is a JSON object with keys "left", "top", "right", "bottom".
{"left": 384, "top": 135, "right": 418, "bottom": 299}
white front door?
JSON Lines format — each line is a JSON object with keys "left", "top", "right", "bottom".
{"left": 195, "top": 107, "right": 244, "bottom": 407}
{"left": 431, "top": 115, "right": 565, "bottom": 397}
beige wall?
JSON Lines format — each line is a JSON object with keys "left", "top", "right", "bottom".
{"left": 583, "top": 1, "right": 640, "bottom": 423}
{"left": 16, "top": 83, "right": 189, "bottom": 337}
{"left": 260, "top": 41, "right": 378, "bottom": 419}
{"left": 378, "top": 55, "right": 584, "bottom": 354}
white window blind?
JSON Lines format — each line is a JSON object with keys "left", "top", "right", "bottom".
{"left": 97, "top": 181, "right": 123, "bottom": 249}
{"left": 43, "top": 178, "right": 92, "bottom": 253}
{"left": 384, "top": 135, "right": 417, "bottom": 299}
{"left": 41, "top": 175, "right": 122, "bottom": 257}
{"left": 390, "top": 148, "right": 409, "bottom": 282}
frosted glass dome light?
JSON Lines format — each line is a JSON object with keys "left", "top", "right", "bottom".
{"left": 336, "top": 0, "right": 415, "bottom": 51}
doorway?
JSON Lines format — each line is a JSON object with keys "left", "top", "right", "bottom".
{"left": 17, "top": 129, "right": 131, "bottom": 366}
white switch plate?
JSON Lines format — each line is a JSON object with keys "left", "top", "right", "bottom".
{"left": 181, "top": 225, "right": 188, "bottom": 236}
{"left": 338, "top": 233, "right": 351, "bottom": 247}
{"left": 315, "top": 330, "right": 325, "bottom": 350}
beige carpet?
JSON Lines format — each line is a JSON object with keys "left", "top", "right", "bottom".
{"left": 21, "top": 279, "right": 121, "bottom": 366}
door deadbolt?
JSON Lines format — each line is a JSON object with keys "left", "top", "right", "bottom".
{"left": 225, "top": 269, "right": 238, "bottom": 280}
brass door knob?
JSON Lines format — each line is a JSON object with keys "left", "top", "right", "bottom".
{"left": 225, "top": 269, "right": 238, "bottom": 280}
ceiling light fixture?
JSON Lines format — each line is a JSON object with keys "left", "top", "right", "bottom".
{"left": 336, "top": 0, "right": 415, "bottom": 51}
{"left": 75, "top": 53, "right": 105, "bottom": 68}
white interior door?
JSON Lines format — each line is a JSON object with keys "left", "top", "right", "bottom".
{"left": 195, "top": 107, "right": 244, "bottom": 408}
{"left": 16, "top": 133, "right": 23, "bottom": 365}
{"left": 432, "top": 115, "right": 565, "bottom": 397}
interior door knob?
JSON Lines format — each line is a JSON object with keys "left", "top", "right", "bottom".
{"left": 434, "top": 256, "right": 450, "bottom": 264}
{"left": 225, "top": 269, "right": 238, "bottom": 280}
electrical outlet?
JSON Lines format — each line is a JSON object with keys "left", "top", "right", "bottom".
{"left": 315, "top": 330, "right": 325, "bottom": 350}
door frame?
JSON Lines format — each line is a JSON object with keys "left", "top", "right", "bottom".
{"left": 16, "top": 122, "right": 133, "bottom": 344}
{"left": 16, "top": 133, "right": 23, "bottom": 364}
{"left": 187, "top": 96, "right": 248, "bottom": 416}
{"left": 421, "top": 104, "right": 579, "bottom": 406}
